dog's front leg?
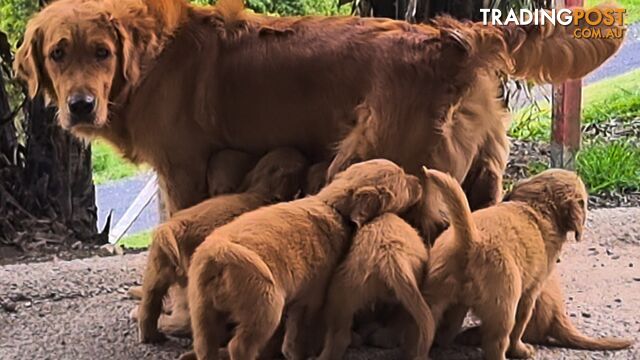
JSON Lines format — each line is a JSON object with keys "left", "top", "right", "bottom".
{"left": 282, "top": 304, "right": 313, "bottom": 360}
{"left": 506, "top": 290, "right": 540, "bottom": 359}
{"left": 138, "top": 242, "right": 173, "bottom": 343}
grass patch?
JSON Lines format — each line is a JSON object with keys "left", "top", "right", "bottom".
{"left": 577, "top": 140, "right": 640, "bottom": 194}
{"left": 509, "top": 70, "right": 640, "bottom": 141}
{"left": 92, "top": 140, "right": 143, "bottom": 184}
{"left": 118, "top": 231, "right": 152, "bottom": 249}
{"left": 586, "top": 0, "right": 640, "bottom": 24}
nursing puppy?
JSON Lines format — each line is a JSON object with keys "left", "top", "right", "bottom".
{"left": 319, "top": 213, "right": 433, "bottom": 360}
{"left": 421, "top": 168, "right": 588, "bottom": 360}
{"left": 182, "top": 159, "right": 421, "bottom": 360}
{"left": 137, "top": 147, "right": 308, "bottom": 343}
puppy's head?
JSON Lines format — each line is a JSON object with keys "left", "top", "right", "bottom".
{"left": 242, "top": 147, "right": 308, "bottom": 202}
{"left": 14, "top": 0, "right": 164, "bottom": 135}
{"left": 322, "top": 159, "right": 422, "bottom": 227}
{"left": 504, "top": 169, "right": 588, "bottom": 241}
{"left": 303, "top": 161, "right": 330, "bottom": 196}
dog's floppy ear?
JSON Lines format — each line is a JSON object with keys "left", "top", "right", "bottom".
{"left": 111, "top": 18, "right": 143, "bottom": 87}
{"left": 14, "top": 25, "right": 51, "bottom": 102}
{"left": 336, "top": 186, "right": 393, "bottom": 228}
{"left": 563, "top": 198, "right": 586, "bottom": 241}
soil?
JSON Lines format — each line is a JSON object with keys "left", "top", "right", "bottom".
{"left": 0, "top": 207, "right": 638, "bottom": 359}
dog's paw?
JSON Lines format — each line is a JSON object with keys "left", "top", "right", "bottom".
{"left": 138, "top": 328, "right": 168, "bottom": 344}
{"left": 507, "top": 341, "right": 536, "bottom": 359}
{"left": 158, "top": 314, "right": 192, "bottom": 338}
{"left": 178, "top": 351, "right": 197, "bottom": 360}
{"left": 128, "top": 286, "right": 143, "bottom": 299}
{"left": 129, "top": 306, "right": 139, "bottom": 321}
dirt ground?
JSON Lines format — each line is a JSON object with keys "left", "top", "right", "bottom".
{"left": 1, "top": 207, "right": 639, "bottom": 360}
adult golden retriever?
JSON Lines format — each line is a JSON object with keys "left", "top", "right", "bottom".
{"left": 15, "top": 0, "right": 622, "bottom": 221}
{"left": 421, "top": 168, "right": 590, "bottom": 360}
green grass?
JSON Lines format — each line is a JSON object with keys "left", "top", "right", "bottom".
{"left": 577, "top": 139, "right": 640, "bottom": 194}
{"left": 118, "top": 231, "right": 152, "bottom": 249}
{"left": 586, "top": 0, "right": 640, "bottom": 24}
{"left": 92, "top": 140, "right": 143, "bottom": 184}
{"left": 509, "top": 70, "right": 640, "bottom": 141}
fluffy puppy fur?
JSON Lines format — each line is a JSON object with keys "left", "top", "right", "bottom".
{"left": 303, "top": 161, "right": 329, "bottom": 196}
{"left": 14, "top": 0, "right": 623, "bottom": 217}
{"left": 421, "top": 168, "right": 588, "bottom": 360}
{"left": 129, "top": 149, "right": 259, "bottom": 320}
{"left": 182, "top": 160, "right": 421, "bottom": 360}
{"left": 137, "top": 148, "right": 308, "bottom": 343}
{"left": 456, "top": 270, "right": 634, "bottom": 351}
{"left": 319, "top": 213, "right": 433, "bottom": 360}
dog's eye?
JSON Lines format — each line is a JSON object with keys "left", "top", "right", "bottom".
{"left": 95, "top": 47, "right": 111, "bottom": 60}
{"left": 50, "top": 48, "right": 65, "bottom": 62}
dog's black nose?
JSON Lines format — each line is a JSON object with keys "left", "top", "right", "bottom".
{"left": 67, "top": 93, "right": 96, "bottom": 120}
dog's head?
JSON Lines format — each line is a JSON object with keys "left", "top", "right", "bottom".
{"left": 13, "top": 0, "right": 173, "bottom": 134}
{"left": 504, "top": 169, "right": 588, "bottom": 241}
{"left": 241, "top": 148, "right": 309, "bottom": 202}
{"left": 322, "top": 159, "right": 422, "bottom": 227}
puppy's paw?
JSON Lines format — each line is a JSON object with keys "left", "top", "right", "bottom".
{"left": 158, "top": 314, "right": 192, "bottom": 338}
{"left": 128, "top": 286, "right": 143, "bottom": 299}
{"left": 507, "top": 341, "right": 535, "bottom": 359}
{"left": 129, "top": 306, "right": 139, "bottom": 321}
{"left": 178, "top": 351, "right": 197, "bottom": 360}
{"left": 138, "top": 328, "right": 167, "bottom": 344}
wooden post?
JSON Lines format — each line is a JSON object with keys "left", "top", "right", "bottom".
{"left": 551, "top": 0, "right": 584, "bottom": 169}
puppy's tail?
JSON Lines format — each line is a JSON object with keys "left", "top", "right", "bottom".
{"left": 501, "top": 4, "right": 624, "bottom": 83}
{"left": 153, "top": 224, "right": 182, "bottom": 269}
{"left": 421, "top": 167, "right": 478, "bottom": 249}
{"left": 548, "top": 312, "right": 634, "bottom": 350}
{"left": 192, "top": 238, "right": 275, "bottom": 286}
{"left": 380, "top": 256, "right": 435, "bottom": 356}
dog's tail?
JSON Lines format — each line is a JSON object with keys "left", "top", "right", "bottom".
{"left": 152, "top": 223, "right": 182, "bottom": 269}
{"left": 421, "top": 167, "right": 479, "bottom": 249}
{"left": 548, "top": 312, "right": 634, "bottom": 350}
{"left": 501, "top": 4, "right": 624, "bottom": 83}
{"left": 190, "top": 237, "right": 275, "bottom": 287}
{"left": 379, "top": 254, "right": 435, "bottom": 356}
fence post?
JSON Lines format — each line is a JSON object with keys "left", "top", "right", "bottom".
{"left": 551, "top": 0, "right": 584, "bottom": 170}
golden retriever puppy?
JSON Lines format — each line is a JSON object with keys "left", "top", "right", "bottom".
{"left": 137, "top": 147, "right": 308, "bottom": 343}
{"left": 206, "top": 149, "right": 258, "bottom": 197}
{"left": 303, "top": 161, "right": 329, "bottom": 196}
{"left": 420, "top": 168, "right": 588, "bottom": 360}
{"left": 14, "top": 0, "right": 623, "bottom": 217}
{"left": 319, "top": 213, "right": 433, "bottom": 360}
{"left": 181, "top": 159, "right": 421, "bottom": 360}
{"left": 129, "top": 149, "right": 258, "bottom": 320}
{"left": 456, "top": 270, "right": 634, "bottom": 351}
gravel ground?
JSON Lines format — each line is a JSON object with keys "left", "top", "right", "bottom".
{"left": 1, "top": 207, "right": 638, "bottom": 360}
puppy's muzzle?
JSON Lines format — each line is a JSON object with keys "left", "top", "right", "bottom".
{"left": 67, "top": 93, "right": 96, "bottom": 125}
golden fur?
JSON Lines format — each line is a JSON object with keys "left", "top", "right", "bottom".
{"left": 182, "top": 160, "right": 421, "bottom": 360}
{"left": 456, "top": 270, "right": 634, "bottom": 351}
{"left": 421, "top": 168, "right": 588, "bottom": 360}
{"left": 319, "top": 213, "right": 433, "bottom": 360}
{"left": 14, "top": 0, "right": 623, "bottom": 219}
{"left": 135, "top": 148, "right": 308, "bottom": 343}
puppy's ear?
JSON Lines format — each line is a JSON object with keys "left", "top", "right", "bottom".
{"left": 563, "top": 198, "right": 586, "bottom": 241}
{"left": 337, "top": 186, "right": 393, "bottom": 227}
{"left": 14, "top": 25, "right": 51, "bottom": 101}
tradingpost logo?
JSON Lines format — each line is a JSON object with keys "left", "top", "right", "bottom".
{"left": 480, "top": 7, "right": 626, "bottom": 39}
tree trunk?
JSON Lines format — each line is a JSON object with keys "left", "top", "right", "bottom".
{"left": 0, "top": 30, "right": 99, "bottom": 252}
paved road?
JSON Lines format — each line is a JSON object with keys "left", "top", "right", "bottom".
{"left": 96, "top": 23, "right": 640, "bottom": 237}
{"left": 1, "top": 208, "right": 638, "bottom": 359}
